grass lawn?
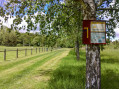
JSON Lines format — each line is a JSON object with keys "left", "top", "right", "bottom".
{"left": 48, "top": 46, "right": 119, "bottom": 89}
{"left": 48, "top": 49, "right": 86, "bottom": 89}
{"left": 0, "top": 45, "right": 119, "bottom": 89}
{"left": 0, "top": 48, "right": 70, "bottom": 89}
{"left": 101, "top": 48, "right": 119, "bottom": 89}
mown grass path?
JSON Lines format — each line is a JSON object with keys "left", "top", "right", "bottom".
{"left": 0, "top": 48, "right": 70, "bottom": 89}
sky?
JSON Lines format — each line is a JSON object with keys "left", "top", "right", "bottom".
{"left": 0, "top": 0, "right": 119, "bottom": 41}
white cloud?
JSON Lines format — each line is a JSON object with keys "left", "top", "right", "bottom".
{"left": 114, "top": 27, "right": 119, "bottom": 34}
{"left": 114, "top": 27, "right": 119, "bottom": 40}
{"left": 110, "top": 0, "right": 116, "bottom": 6}
{"left": 0, "top": 15, "right": 16, "bottom": 28}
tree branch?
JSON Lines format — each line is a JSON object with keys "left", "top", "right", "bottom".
{"left": 97, "top": 8, "right": 119, "bottom": 11}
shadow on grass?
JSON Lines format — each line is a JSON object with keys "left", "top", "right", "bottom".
{"left": 101, "top": 69, "right": 119, "bottom": 89}
{"left": 37, "top": 69, "right": 53, "bottom": 76}
{"left": 48, "top": 65, "right": 86, "bottom": 89}
{"left": 48, "top": 49, "right": 86, "bottom": 89}
{"left": 71, "top": 49, "right": 86, "bottom": 62}
{"left": 80, "top": 50, "right": 86, "bottom": 62}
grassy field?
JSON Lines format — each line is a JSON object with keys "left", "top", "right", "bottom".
{"left": 48, "top": 45, "right": 119, "bottom": 89}
{"left": 0, "top": 48, "right": 70, "bottom": 89}
{"left": 0, "top": 45, "right": 119, "bottom": 89}
{"left": 48, "top": 50, "right": 86, "bottom": 89}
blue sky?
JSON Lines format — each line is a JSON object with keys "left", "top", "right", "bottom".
{"left": 0, "top": 0, "right": 119, "bottom": 41}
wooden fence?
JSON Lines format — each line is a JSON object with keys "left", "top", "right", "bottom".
{"left": 0, "top": 47, "right": 49, "bottom": 61}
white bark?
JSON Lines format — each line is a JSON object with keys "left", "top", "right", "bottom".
{"left": 86, "top": 45, "right": 101, "bottom": 89}
{"left": 83, "top": 0, "right": 101, "bottom": 89}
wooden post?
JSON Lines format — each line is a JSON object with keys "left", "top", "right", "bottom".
{"left": 39, "top": 48, "right": 40, "bottom": 53}
{"left": 36, "top": 48, "right": 37, "bottom": 53}
{"left": 25, "top": 48, "right": 27, "bottom": 56}
{"left": 31, "top": 48, "right": 32, "bottom": 55}
{"left": 42, "top": 47, "right": 43, "bottom": 52}
{"left": 16, "top": 48, "right": 18, "bottom": 58}
{"left": 44, "top": 48, "right": 45, "bottom": 52}
{"left": 4, "top": 49, "right": 6, "bottom": 61}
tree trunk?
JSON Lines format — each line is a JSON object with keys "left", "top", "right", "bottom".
{"left": 75, "top": 37, "right": 80, "bottom": 60}
{"left": 83, "top": 0, "right": 101, "bottom": 89}
{"left": 86, "top": 44, "right": 101, "bottom": 89}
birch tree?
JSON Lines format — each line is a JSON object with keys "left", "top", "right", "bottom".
{"left": 80, "top": 0, "right": 119, "bottom": 88}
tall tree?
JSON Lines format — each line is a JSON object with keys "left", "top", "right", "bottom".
{"left": 9, "top": 30, "right": 17, "bottom": 46}
{"left": 80, "top": 0, "right": 119, "bottom": 89}
{"left": 45, "top": 0, "right": 82, "bottom": 60}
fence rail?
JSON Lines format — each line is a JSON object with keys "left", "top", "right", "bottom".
{"left": 0, "top": 47, "right": 50, "bottom": 61}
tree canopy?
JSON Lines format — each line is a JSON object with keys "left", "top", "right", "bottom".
{"left": 0, "top": 0, "right": 118, "bottom": 40}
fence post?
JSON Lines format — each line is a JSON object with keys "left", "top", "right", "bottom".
{"left": 44, "top": 48, "right": 45, "bottom": 52}
{"left": 16, "top": 48, "right": 18, "bottom": 58}
{"left": 25, "top": 48, "right": 27, "bottom": 56}
{"left": 51, "top": 47, "right": 52, "bottom": 51}
{"left": 39, "top": 48, "right": 40, "bottom": 53}
{"left": 36, "top": 48, "right": 37, "bottom": 53}
{"left": 42, "top": 47, "right": 43, "bottom": 52}
{"left": 31, "top": 48, "right": 32, "bottom": 55}
{"left": 4, "top": 49, "right": 6, "bottom": 61}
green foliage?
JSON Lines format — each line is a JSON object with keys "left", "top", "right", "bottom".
{"left": 0, "top": 26, "right": 46, "bottom": 47}
{"left": 112, "top": 40, "right": 119, "bottom": 49}
{"left": 32, "top": 36, "right": 40, "bottom": 46}
{"left": 9, "top": 30, "right": 17, "bottom": 46}
{"left": 0, "top": 0, "right": 83, "bottom": 48}
{"left": 1, "top": 0, "right": 118, "bottom": 48}
{"left": 97, "top": 0, "right": 119, "bottom": 39}
{"left": 16, "top": 43, "right": 22, "bottom": 47}
{"left": 0, "top": 25, "right": 73, "bottom": 47}
{"left": 0, "top": 27, "right": 17, "bottom": 46}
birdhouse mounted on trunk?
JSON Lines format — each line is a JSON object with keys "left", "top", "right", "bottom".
{"left": 83, "top": 20, "right": 106, "bottom": 44}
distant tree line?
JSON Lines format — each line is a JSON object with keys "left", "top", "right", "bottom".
{"left": 0, "top": 26, "right": 74, "bottom": 48}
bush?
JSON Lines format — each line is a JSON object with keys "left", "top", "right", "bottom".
{"left": 17, "top": 44, "right": 22, "bottom": 47}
